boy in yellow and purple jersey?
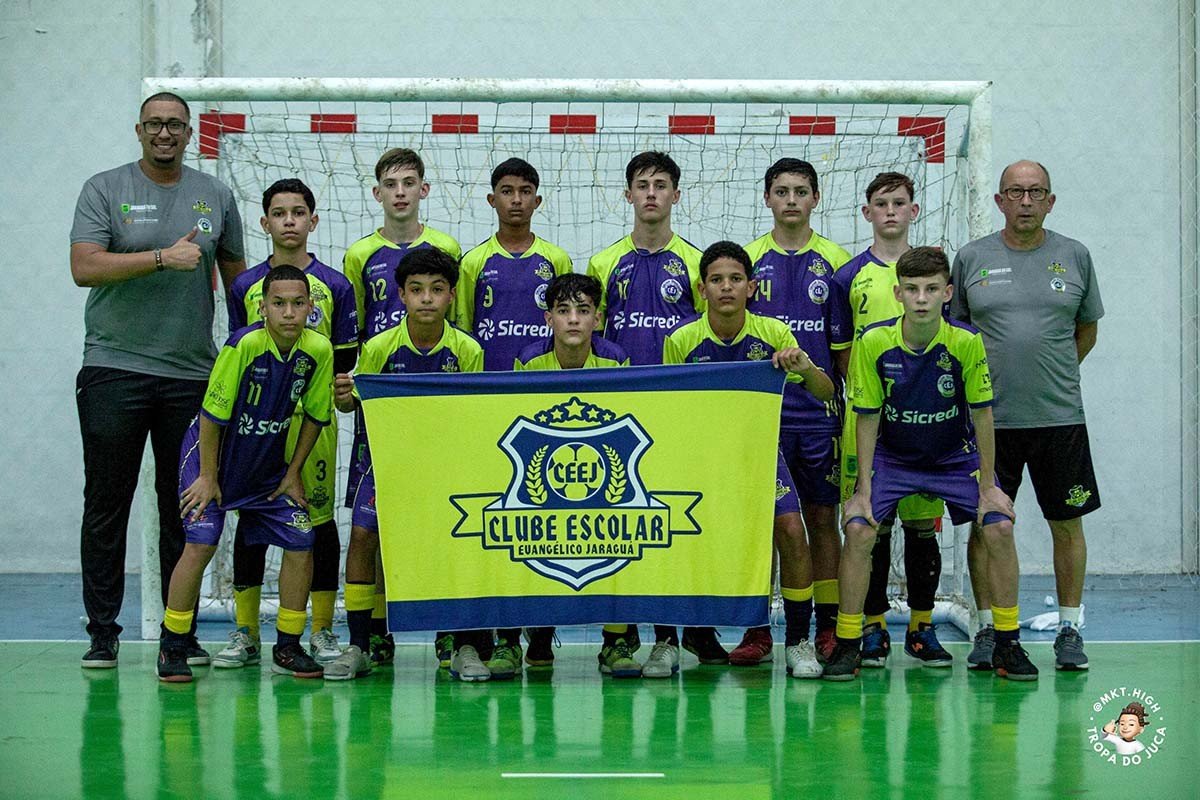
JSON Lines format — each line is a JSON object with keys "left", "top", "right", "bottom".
{"left": 325, "top": 247, "right": 487, "bottom": 682}
{"left": 157, "top": 265, "right": 333, "bottom": 683}
{"left": 456, "top": 158, "right": 573, "bottom": 371}
{"left": 827, "top": 247, "right": 1033, "bottom": 682}
{"left": 664, "top": 241, "right": 835, "bottom": 680}
{"left": 830, "top": 173, "right": 950, "bottom": 670}
{"left": 218, "top": 179, "right": 358, "bottom": 670}
{"left": 454, "top": 158, "right": 574, "bottom": 675}
{"left": 342, "top": 148, "right": 462, "bottom": 665}
{"left": 586, "top": 151, "right": 715, "bottom": 667}
{"left": 743, "top": 158, "right": 851, "bottom": 667}
{"left": 513, "top": 273, "right": 640, "bottom": 677}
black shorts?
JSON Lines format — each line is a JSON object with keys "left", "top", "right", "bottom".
{"left": 994, "top": 424, "right": 1101, "bottom": 521}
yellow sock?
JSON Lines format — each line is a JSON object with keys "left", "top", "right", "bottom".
{"left": 992, "top": 605, "right": 1019, "bottom": 632}
{"left": 372, "top": 592, "right": 387, "bottom": 620}
{"left": 344, "top": 582, "right": 376, "bottom": 613}
{"left": 781, "top": 584, "right": 814, "bottom": 602}
{"left": 311, "top": 590, "right": 336, "bottom": 632}
{"left": 164, "top": 607, "right": 194, "bottom": 635}
{"left": 813, "top": 579, "right": 839, "bottom": 605}
{"left": 234, "top": 585, "right": 262, "bottom": 637}
{"left": 836, "top": 611, "right": 864, "bottom": 640}
{"left": 602, "top": 624, "right": 628, "bottom": 634}
{"left": 276, "top": 606, "right": 308, "bottom": 636}
{"left": 909, "top": 609, "right": 933, "bottom": 631}
{"left": 865, "top": 614, "right": 888, "bottom": 630}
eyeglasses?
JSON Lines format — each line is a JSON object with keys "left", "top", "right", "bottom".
{"left": 141, "top": 119, "right": 188, "bottom": 135}
{"left": 1001, "top": 186, "right": 1049, "bottom": 201}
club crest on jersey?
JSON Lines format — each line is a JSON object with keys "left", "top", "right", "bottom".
{"left": 1048, "top": 261, "right": 1067, "bottom": 274}
{"left": 936, "top": 352, "right": 953, "bottom": 371}
{"left": 534, "top": 261, "right": 554, "bottom": 281}
{"left": 196, "top": 217, "right": 213, "bottom": 234}
{"left": 1066, "top": 485, "right": 1093, "bottom": 508}
{"left": 808, "top": 258, "right": 829, "bottom": 277}
{"left": 289, "top": 378, "right": 307, "bottom": 402}
{"left": 937, "top": 374, "right": 956, "bottom": 398}
{"left": 307, "top": 305, "right": 324, "bottom": 328}
{"left": 534, "top": 282, "right": 549, "bottom": 310}
{"left": 808, "top": 279, "right": 829, "bottom": 304}
{"left": 293, "top": 355, "right": 313, "bottom": 376}
{"left": 1051, "top": 277, "right": 1066, "bottom": 293}
{"left": 662, "top": 257, "right": 686, "bottom": 277}
{"left": 289, "top": 509, "right": 313, "bottom": 532}
{"left": 775, "top": 480, "right": 792, "bottom": 501}
{"left": 449, "top": 397, "right": 702, "bottom": 590}
{"left": 440, "top": 355, "right": 460, "bottom": 373}
{"left": 746, "top": 342, "right": 770, "bottom": 361}
{"left": 660, "top": 279, "right": 684, "bottom": 303}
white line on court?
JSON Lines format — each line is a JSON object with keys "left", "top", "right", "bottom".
{"left": 501, "top": 773, "right": 665, "bottom": 779}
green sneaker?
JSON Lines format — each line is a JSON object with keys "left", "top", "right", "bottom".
{"left": 485, "top": 642, "right": 523, "bottom": 680}
{"left": 435, "top": 633, "right": 455, "bottom": 669}
{"left": 598, "top": 638, "right": 642, "bottom": 678}
{"left": 369, "top": 633, "right": 395, "bottom": 667}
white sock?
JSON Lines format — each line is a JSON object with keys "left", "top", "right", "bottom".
{"left": 1059, "top": 606, "right": 1082, "bottom": 630}
{"left": 978, "top": 609, "right": 994, "bottom": 628}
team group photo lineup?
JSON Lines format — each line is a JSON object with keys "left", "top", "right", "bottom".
{"left": 71, "top": 89, "right": 1103, "bottom": 688}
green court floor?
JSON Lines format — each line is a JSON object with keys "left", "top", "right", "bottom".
{"left": 0, "top": 641, "right": 1195, "bottom": 799}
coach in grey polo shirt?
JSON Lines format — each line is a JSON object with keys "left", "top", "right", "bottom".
{"left": 950, "top": 160, "right": 1102, "bottom": 674}
{"left": 70, "top": 92, "right": 246, "bottom": 668}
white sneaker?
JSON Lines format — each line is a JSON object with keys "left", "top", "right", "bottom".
{"left": 641, "top": 642, "right": 680, "bottom": 678}
{"left": 309, "top": 628, "right": 342, "bottom": 664}
{"left": 786, "top": 640, "right": 822, "bottom": 679}
{"left": 212, "top": 627, "right": 261, "bottom": 669}
{"left": 323, "top": 645, "right": 372, "bottom": 681}
{"left": 450, "top": 645, "right": 492, "bottom": 682}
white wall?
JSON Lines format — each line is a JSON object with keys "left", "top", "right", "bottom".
{"left": 0, "top": 0, "right": 1186, "bottom": 573}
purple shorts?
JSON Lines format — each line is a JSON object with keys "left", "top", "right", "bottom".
{"left": 779, "top": 429, "right": 841, "bottom": 506}
{"left": 775, "top": 449, "right": 801, "bottom": 517}
{"left": 351, "top": 469, "right": 378, "bottom": 532}
{"left": 863, "top": 452, "right": 1008, "bottom": 527}
{"left": 344, "top": 410, "right": 369, "bottom": 509}
{"left": 178, "top": 426, "right": 314, "bottom": 551}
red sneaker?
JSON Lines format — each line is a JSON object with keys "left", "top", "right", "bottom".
{"left": 814, "top": 627, "right": 836, "bottom": 665}
{"left": 728, "top": 627, "right": 774, "bottom": 665}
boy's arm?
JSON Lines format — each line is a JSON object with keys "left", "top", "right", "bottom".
{"left": 772, "top": 347, "right": 835, "bottom": 402}
{"left": 180, "top": 415, "right": 222, "bottom": 521}
{"left": 270, "top": 418, "right": 321, "bottom": 507}
{"left": 971, "top": 405, "right": 1014, "bottom": 522}
{"left": 844, "top": 411, "right": 880, "bottom": 527}
{"left": 334, "top": 373, "right": 358, "bottom": 413}
{"left": 834, "top": 348, "right": 852, "bottom": 379}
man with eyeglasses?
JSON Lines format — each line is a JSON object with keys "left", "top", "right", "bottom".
{"left": 70, "top": 92, "right": 246, "bottom": 669}
{"left": 949, "top": 160, "right": 1103, "bottom": 675}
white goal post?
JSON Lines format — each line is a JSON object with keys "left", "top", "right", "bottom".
{"left": 138, "top": 76, "right": 993, "bottom": 640}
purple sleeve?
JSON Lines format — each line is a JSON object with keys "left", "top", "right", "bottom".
{"left": 226, "top": 278, "right": 247, "bottom": 334}
{"left": 332, "top": 276, "right": 359, "bottom": 347}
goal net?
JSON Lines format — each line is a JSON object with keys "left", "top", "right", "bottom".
{"left": 139, "top": 77, "right": 993, "bottom": 639}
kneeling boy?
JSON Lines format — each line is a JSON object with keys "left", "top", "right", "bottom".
{"left": 158, "top": 265, "right": 334, "bottom": 682}
{"left": 829, "top": 247, "right": 1032, "bottom": 681}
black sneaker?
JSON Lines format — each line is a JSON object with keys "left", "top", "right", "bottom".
{"left": 967, "top": 626, "right": 996, "bottom": 671}
{"left": 369, "top": 633, "right": 395, "bottom": 667}
{"left": 157, "top": 640, "right": 193, "bottom": 683}
{"left": 524, "top": 627, "right": 557, "bottom": 667}
{"left": 272, "top": 641, "right": 324, "bottom": 678}
{"left": 681, "top": 627, "right": 729, "bottom": 664}
{"left": 185, "top": 635, "right": 211, "bottom": 667}
{"left": 992, "top": 640, "right": 1039, "bottom": 681}
{"left": 903, "top": 623, "right": 953, "bottom": 667}
{"left": 82, "top": 632, "right": 119, "bottom": 669}
{"left": 821, "top": 639, "right": 861, "bottom": 681}
{"left": 860, "top": 623, "right": 891, "bottom": 668}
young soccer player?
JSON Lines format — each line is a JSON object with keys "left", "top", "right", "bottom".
{"left": 664, "top": 241, "right": 835, "bottom": 679}
{"left": 455, "top": 157, "right": 573, "bottom": 676}
{"left": 216, "top": 179, "right": 358, "bottom": 670}
{"left": 513, "top": 273, "right": 640, "bottom": 677}
{"left": 828, "top": 246, "right": 1034, "bottom": 682}
{"left": 324, "top": 248, "right": 487, "bottom": 682}
{"left": 829, "top": 172, "right": 950, "bottom": 669}
{"left": 342, "top": 148, "right": 463, "bottom": 667}
{"left": 742, "top": 158, "right": 851, "bottom": 666}
{"left": 586, "top": 151, "right": 722, "bottom": 676}
{"left": 157, "top": 265, "right": 334, "bottom": 682}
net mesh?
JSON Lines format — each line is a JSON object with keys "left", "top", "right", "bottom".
{"left": 183, "top": 98, "right": 975, "bottom": 627}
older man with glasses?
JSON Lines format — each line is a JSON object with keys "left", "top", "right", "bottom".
{"left": 949, "top": 160, "right": 1104, "bottom": 676}
{"left": 70, "top": 92, "right": 246, "bottom": 668}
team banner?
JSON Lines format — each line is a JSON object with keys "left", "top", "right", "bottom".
{"left": 357, "top": 362, "right": 785, "bottom": 631}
